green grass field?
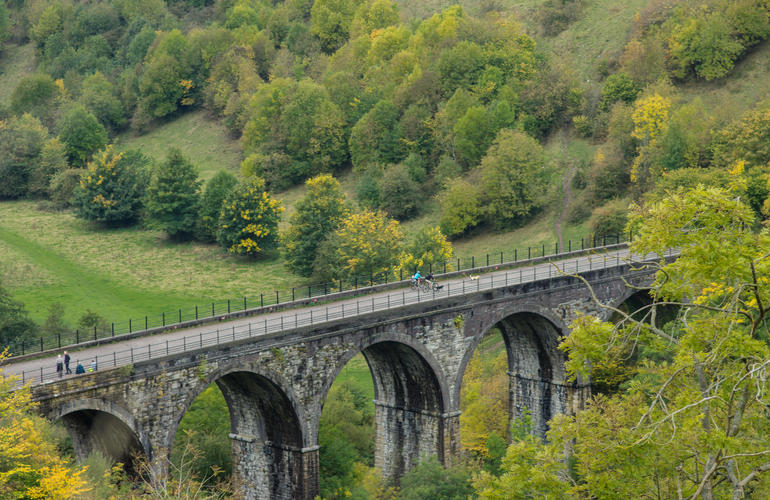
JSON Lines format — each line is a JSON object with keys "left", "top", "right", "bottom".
{"left": 113, "top": 110, "right": 243, "bottom": 181}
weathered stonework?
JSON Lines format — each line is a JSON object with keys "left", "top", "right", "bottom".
{"left": 31, "top": 264, "right": 654, "bottom": 499}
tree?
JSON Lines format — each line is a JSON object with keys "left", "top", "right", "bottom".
{"left": 600, "top": 72, "right": 639, "bottom": 110}
{"left": 439, "top": 178, "right": 482, "bottom": 237}
{"left": 0, "top": 354, "right": 90, "bottom": 499}
{"left": 58, "top": 104, "right": 109, "bottom": 168}
{"left": 282, "top": 174, "right": 348, "bottom": 277}
{"left": 378, "top": 164, "right": 420, "bottom": 220}
{"left": 0, "top": 284, "right": 37, "bottom": 352}
{"left": 480, "top": 129, "right": 545, "bottom": 228}
{"left": 10, "top": 74, "right": 58, "bottom": 126}
{"left": 196, "top": 170, "right": 237, "bottom": 243}
{"left": 478, "top": 185, "right": 770, "bottom": 499}
{"left": 0, "top": 114, "right": 49, "bottom": 199}
{"left": 396, "top": 226, "right": 453, "bottom": 276}
{"left": 327, "top": 210, "right": 403, "bottom": 280}
{"left": 73, "top": 146, "right": 149, "bottom": 226}
{"left": 29, "top": 137, "right": 68, "bottom": 198}
{"left": 399, "top": 457, "right": 475, "bottom": 500}
{"left": 310, "top": 0, "right": 363, "bottom": 53}
{"left": 348, "top": 99, "right": 403, "bottom": 170}
{"left": 144, "top": 149, "right": 202, "bottom": 240}
{"left": 79, "top": 72, "right": 127, "bottom": 131}
{"left": 0, "top": 2, "right": 10, "bottom": 46}
{"left": 217, "top": 177, "right": 283, "bottom": 257}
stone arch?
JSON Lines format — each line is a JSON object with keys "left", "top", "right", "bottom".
{"left": 319, "top": 333, "right": 449, "bottom": 483}
{"left": 171, "top": 364, "right": 308, "bottom": 500}
{"left": 53, "top": 398, "right": 148, "bottom": 473}
{"left": 457, "top": 305, "right": 579, "bottom": 438}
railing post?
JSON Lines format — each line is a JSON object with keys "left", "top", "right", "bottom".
{"left": 195, "top": 306, "right": 198, "bottom": 319}
{"left": 145, "top": 316, "right": 148, "bottom": 330}
{"left": 581, "top": 237, "right": 584, "bottom": 250}
{"left": 162, "top": 312, "right": 165, "bottom": 327}
{"left": 178, "top": 309, "right": 181, "bottom": 323}
{"left": 472, "top": 256, "right": 475, "bottom": 268}
{"left": 244, "top": 296, "right": 247, "bottom": 310}
{"left": 212, "top": 302, "right": 215, "bottom": 316}
{"left": 76, "top": 329, "right": 79, "bottom": 344}
{"left": 308, "top": 285, "right": 312, "bottom": 298}
{"left": 457, "top": 258, "right": 460, "bottom": 270}
{"left": 129, "top": 320, "right": 132, "bottom": 333}
{"left": 339, "top": 281, "right": 343, "bottom": 292}
{"left": 40, "top": 337, "right": 43, "bottom": 352}
{"left": 292, "top": 288, "right": 295, "bottom": 301}
{"left": 355, "top": 277, "right": 358, "bottom": 289}
{"left": 528, "top": 247, "right": 531, "bottom": 259}
{"left": 542, "top": 243, "right": 545, "bottom": 256}
{"left": 515, "top": 248, "right": 517, "bottom": 261}
{"left": 94, "top": 326, "right": 97, "bottom": 341}
{"left": 486, "top": 254, "right": 489, "bottom": 266}
{"left": 261, "top": 294, "right": 263, "bottom": 307}
{"left": 111, "top": 323, "right": 114, "bottom": 337}
{"left": 227, "top": 299, "right": 230, "bottom": 313}
{"left": 568, "top": 240, "right": 571, "bottom": 252}
{"left": 275, "top": 290, "right": 279, "bottom": 304}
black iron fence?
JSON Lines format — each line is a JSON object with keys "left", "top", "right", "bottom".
{"left": 11, "top": 245, "right": 673, "bottom": 388}
{"left": 5, "top": 232, "right": 630, "bottom": 358}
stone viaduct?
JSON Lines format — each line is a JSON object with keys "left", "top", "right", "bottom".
{"left": 28, "top": 258, "right": 656, "bottom": 499}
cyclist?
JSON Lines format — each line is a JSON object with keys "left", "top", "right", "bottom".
{"left": 412, "top": 270, "right": 422, "bottom": 288}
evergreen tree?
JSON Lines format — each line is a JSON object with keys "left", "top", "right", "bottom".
{"left": 196, "top": 170, "right": 237, "bottom": 243}
{"left": 145, "top": 149, "right": 202, "bottom": 240}
{"left": 217, "top": 177, "right": 283, "bottom": 257}
{"left": 282, "top": 174, "right": 349, "bottom": 277}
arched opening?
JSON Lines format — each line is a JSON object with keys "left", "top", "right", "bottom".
{"left": 458, "top": 327, "right": 509, "bottom": 474}
{"left": 59, "top": 407, "right": 146, "bottom": 476}
{"left": 497, "top": 312, "right": 569, "bottom": 437}
{"left": 171, "top": 370, "right": 305, "bottom": 500}
{"left": 318, "top": 340, "right": 446, "bottom": 497}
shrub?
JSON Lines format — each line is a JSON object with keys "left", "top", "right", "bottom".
{"left": 600, "top": 73, "right": 639, "bottom": 110}
{"left": 590, "top": 199, "right": 629, "bottom": 237}
{"left": 50, "top": 169, "right": 84, "bottom": 209}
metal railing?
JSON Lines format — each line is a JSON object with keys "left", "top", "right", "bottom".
{"left": 10, "top": 247, "right": 672, "bottom": 388}
{"left": 5, "top": 233, "right": 631, "bottom": 358}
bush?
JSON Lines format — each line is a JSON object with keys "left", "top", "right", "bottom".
{"left": 539, "top": 0, "right": 584, "bottom": 36}
{"left": 379, "top": 163, "right": 421, "bottom": 220}
{"left": 600, "top": 73, "right": 639, "bottom": 110}
{"left": 144, "top": 149, "right": 202, "bottom": 240}
{"left": 590, "top": 199, "right": 629, "bottom": 237}
{"left": 50, "top": 169, "right": 85, "bottom": 209}
{"left": 0, "top": 114, "right": 49, "bottom": 199}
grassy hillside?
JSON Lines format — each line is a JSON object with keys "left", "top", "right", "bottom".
{"left": 0, "top": 42, "right": 36, "bottom": 106}
{"left": 114, "top": 110, "right": 243, "bottom": 181}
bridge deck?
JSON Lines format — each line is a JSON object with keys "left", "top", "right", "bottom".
{"left": 4, "top": 248, "right": 669, "bottom": 387}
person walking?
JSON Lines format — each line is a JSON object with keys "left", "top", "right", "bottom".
{"left": 56, "top": 355, "right": 63, "bottom": 378}
{"left": 64, "top": 351, "right": 71, "bottom": 374}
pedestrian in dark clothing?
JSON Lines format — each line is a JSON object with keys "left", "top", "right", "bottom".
{"left": 75, "top": 362, "right": 85, "bottom": 374}
{"left": 56, "top": 355, "right": 63, "bottom": 378}
{"left": 64, "top": 351, "right": 71, "bottom": 374}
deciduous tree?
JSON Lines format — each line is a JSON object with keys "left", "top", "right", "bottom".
{"left": 217, "top": 177, "right": 283, "bottom": 257}
{"left": 144, "top": 148, "right": 202, "bottom": 240}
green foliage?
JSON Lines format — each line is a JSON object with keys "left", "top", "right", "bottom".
{"left": 378, "top": 163, "right": 420, "bottom": 220}
{"left": 454, "top": 100, "right": 515, "bottom": 168}
{"left": 217, "top": 177, "right": 283, "bottom": 257}
{"left": 321, "top": 210, "right": 402, "bottom": 280}
{"left": 29, "top": 137, "right": 68, "bottom": 198}
{"left": 396, "top": 226, "right": 453, "bottom": 275}
{"left": 0, "top": 2, "right": 9, "bottom": 46}
{"left": 589, "top": 199, "right": 628, "bottom": 238}
{"left": 144, "top": 149, "right": 202, "bottom": 240}
{"left": 10, "top": 73, "right": 58, "bottom": 127}
{"left": 242, "top": 79, "right": 347, "bottom": 188}
{"left": 310, "top": 0, "right": 363, "bottom": 54}
{"left": 319, "top": 381, "right": 374, "bottom": 499}
{"left": 600, "top": 73, "right": 639, "bottom": 110}
{"left": 42, "top": 302, "right": 70, "bottom": 338}
{"left": 58, "top": 104, "right": 109, "bottom": 168}
{"left": 172, "top": 385, "right": 232, "bottom": 482}
{"left": 49, "top": 168, "right": 84, "bottom": 208}
{"left": 349, "top": 99, "right": 403, "bottom": 171}
{"left": 0, "top": 283, "right": 38, "bottom": 351}
{"left": 79, "top": 72, "right": 127, "bottom": 131}
{"left": 282, "top": 174, "right": 348, "bottom": 277}
{"left": 538, "top": 0, "right": 584, "bottom": 36}
{"left": 438, "top": 41, "right": 486, "bottom": 97}
{"left": 711, "top": 103, "right": 770, "bottom": 169}
{"left": 439, "top": 177, "right": 482, "bottom": 237}
{"left": 480, "top": 129, "right": 546, "bottom": 228}
{"left": 398, "top": 457, "right": 475, "bottom": 500}
{"left": 73, "top": 146, "right": 149, "bottom": 226}
{"left": 0, "top": 114, "right": 49, "bottom": 199}
{"left": 196, "top": 170, "right": 237, "bottom": 243}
